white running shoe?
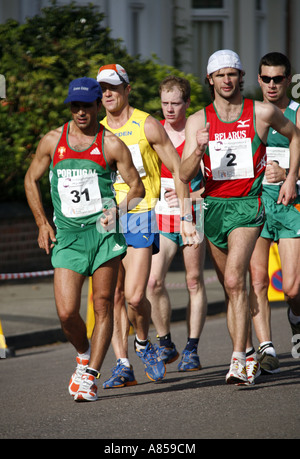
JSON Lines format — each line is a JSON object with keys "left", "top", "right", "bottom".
{"left": 246, "top": 357, "right": 261, "bottom": 384}
{"left": 225, "top": 358, "right": 249, "bottom": 385}
{"left": 68, "top": 356, "right": 89, "bottom": 396}
{"left": 74, "top": 372, "right": 99, "bottom": 402}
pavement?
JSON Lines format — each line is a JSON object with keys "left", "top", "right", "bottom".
{"left": 0, "top": 266, "right": 285, "bottom": 354}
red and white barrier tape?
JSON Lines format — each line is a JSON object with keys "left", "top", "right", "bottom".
{"left": 0, "top": 270, "right": 54, "bottom": 280}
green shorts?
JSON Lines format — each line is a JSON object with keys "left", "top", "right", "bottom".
{"left": 160, "top": 231, "right": 184, "bottom": 247}
{"left": 261, "top": 187, "right": 300, "bottom": 241}
{"left": 204, "top": 196, "right": 265, "bottom": 249}
{"left": 51, "top": 224, "right": 127, "bottom": 276}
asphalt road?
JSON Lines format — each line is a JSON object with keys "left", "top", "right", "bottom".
{"left": 0, "top": 305, "right": 299, "bottom": 442}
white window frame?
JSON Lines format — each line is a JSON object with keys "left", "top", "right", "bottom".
{"left": 190, "top": 0, "right": 235, "bottom": 84}
{"left": 255, "top": 0, "right": 267, "bottom": 59}
{"left": 191, "top": 0, "right": 234, "bottom": 50}
{"left": 129, "top": 2, "right": 144, "bottom": 56}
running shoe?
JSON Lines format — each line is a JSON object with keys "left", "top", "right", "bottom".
{"left": 178, "top": 348, "right": 201, "bottom": 371}
{"left": 68, "top": 355, "right": 89, "bottom": 396}
{"left": 135, "top": 340, "right": 166, "bottom": 381}
{"left": 225, "top": 358, "right": 249, "bottom": 385}
{"left": 154, "top": 343, "right": 179, "bottom": 364}
{"left": 103, "top": 360, "right": 137, "bottom": 388}
{"left": 74, "top": 372, "right": 99, "bottom": 402}
{"left": 246, "top": 357, "right": 261, "bottom": 384}
{"left": 257, "top": 349, "right": 280, "bottom": 374}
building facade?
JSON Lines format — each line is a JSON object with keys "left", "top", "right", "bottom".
{"left": 0, "top": 0, "right": 299, "bottom": 93}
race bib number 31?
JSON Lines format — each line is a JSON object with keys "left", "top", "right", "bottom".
{"left": 209, "top": 138, "right": 254, "bottom": 180}
{"left": 58, "top": 174, "right": 102, "bottom": 218}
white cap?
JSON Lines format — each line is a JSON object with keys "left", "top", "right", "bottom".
{"left": 207, "top": 50, "right": 244, "bottom": 75}
{"left": 97, "top": 64, "right": 129, "bottom": 85}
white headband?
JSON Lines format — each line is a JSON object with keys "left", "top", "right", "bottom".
{"left": 207, "top": 50, "right": 243, "bottom": 75}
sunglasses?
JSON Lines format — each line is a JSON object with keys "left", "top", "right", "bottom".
{"left": 260, "top": 75, "right": 286, "bottom": 84}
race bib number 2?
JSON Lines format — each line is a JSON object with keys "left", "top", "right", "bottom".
{"left": 209, "top": 138, "right": 254, "bottom": 180}
{"left": 58, "top": 174, "right": 102, "bottom": 218}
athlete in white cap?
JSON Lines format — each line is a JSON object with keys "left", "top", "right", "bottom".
{"left": 96, "top": 63, "right": 200, "bottom": 387}
{"left": 206, "top": 49, "right": 244, "bottom": 75}
{"left": 180, "top": 49, "right": 300, "bottom": 386}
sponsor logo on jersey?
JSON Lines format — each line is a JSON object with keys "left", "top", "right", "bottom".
{"left": 90, "top": 147, "right": 101, "bottom": 156}
{"left": 237, "top": 119, "right": 250, "bottom": 128}
{"left": 112, "top": 243, "right": 125, "bottom": 251}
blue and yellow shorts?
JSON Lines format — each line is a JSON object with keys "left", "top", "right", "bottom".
{"left": 120, "top": 209, "right": 159, "bottom": 254}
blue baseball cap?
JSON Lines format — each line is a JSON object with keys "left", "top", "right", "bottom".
{"left": 64, "top": 77, "right": 102, "bottom": 103}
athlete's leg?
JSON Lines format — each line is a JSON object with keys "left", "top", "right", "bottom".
{"left": 248, "top": 237, "right": 280, "bottom": 374}
{"left": 147, "top": 235, "right": 178, "bottom": 337}
{"left": 205, "top": 238, "right": 228, "bottom": 301}
{"left": 123, "top": 245, "right": 153, "bottom": 340}
{"left": 225, "top": 227, "right": 261, "bottom": 352}
{"left": 73, "top": 256, "right": 121, "bottom": 401}
{"left": 182, "top": 238, "right": 207, "bottom": 339}
{"left": 88, "top": 256, "right": 121, "bottom": 371}
{"left": 278, "top": 237, "right": 300, "bottom": 315}
{"left": 249, "top": 236, "right": 272, "bottom": 343}
{"left": 110, "top": 262, "right": 130, "bottom": 359}
{"left": 54, "top": 268, "right": 88, "bottom": 354}
{"left": 203, "top": 224, "right": 260, "bottom": 354}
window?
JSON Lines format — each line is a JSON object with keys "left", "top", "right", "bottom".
{"left": 193, "top": 0, "right": 223, "bottom": 8}
{"left": 192, "top": 20, "right": 223, "bottom": 84}
{"left": 130, "top": 2, "right": 144, "bottom": 56}
{"left": 131, "top": 10, "right": 139, "bottom": 56}
{"left": 255, "top": 0, "right": 267, "bottom": 60}
{"left": 256, "top": 0, "right": 262, "bottom": 11}
{"left": 191, "top": 0, "right": 233, "bottom": 84}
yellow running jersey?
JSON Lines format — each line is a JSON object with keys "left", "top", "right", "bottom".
{"left": 101, "top": 108, "right": 161, "bottom": 213}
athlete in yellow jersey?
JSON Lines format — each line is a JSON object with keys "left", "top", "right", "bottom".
{"left": 97, "top": 64, "right": 200, "bottom": 386}
{"left": 102, "top": 107, "right": 161, "bottom": 214}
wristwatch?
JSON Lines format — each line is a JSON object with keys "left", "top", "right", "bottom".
{"left": 180, "top": 214, "right": 193, "bottom": 222}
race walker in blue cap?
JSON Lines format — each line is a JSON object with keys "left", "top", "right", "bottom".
{"left": 24, "top": 76, "right": 145, "bottom": 402}
{"left": 64, "top": 76, "right": 102, "bottom": 103}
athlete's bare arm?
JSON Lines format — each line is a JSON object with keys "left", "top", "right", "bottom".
{"left": 256, "top": 101, "right": 300, "bottom": 205}
{"left": 103, "top": 130, "right": 145, "bottom": 217}
{"left": 144, "top": 115, "right": 200, "bottom": 245}
{"left": 266, "top": 107, "right": 300, "bottom": 184}
{"left": 180, "top": 110, "right": 208, "bottom": 184}
{"left": 24, "top": 128, "right": 61, "bottom": 254}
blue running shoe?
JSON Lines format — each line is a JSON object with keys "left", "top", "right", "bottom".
{"left": 103, "top": 360, "right": 137, "bottom": 389}
{"left": 178, "top": 348, "right": 202, "bottom": 372}
{"left": 135, "top": 340, "right": 166, "bottom": 381}
{"left": 154, "top": 343, "right": 179, "bottom": 364}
